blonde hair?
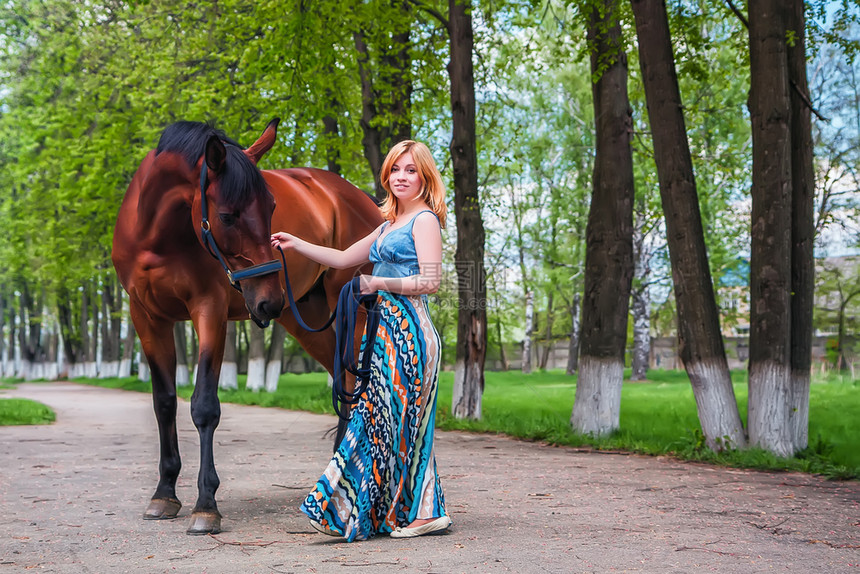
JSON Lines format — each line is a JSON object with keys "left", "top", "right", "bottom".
{"left": 379, "top": 140, "right": 447, "bottom": 228}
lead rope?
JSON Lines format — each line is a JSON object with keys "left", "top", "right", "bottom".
{"left": 275, "top": 247, "right": 379, "bottom": 419}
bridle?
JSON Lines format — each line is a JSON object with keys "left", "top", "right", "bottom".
{"left": 198, "top": 161, "right": 281, "bottom": 293}
{"left": 197, "top": 157, "right": 340, "bottom": 333}
{"left": 198, "top": 158, "right": 379, "bottom": 415}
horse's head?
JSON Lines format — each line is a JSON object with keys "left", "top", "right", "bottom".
{"left": 194, "top": 119, "right": 285, "bottom": 328}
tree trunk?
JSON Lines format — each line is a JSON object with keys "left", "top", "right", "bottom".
{"left": 219, "top": 321, "right": 238, "bottom": 390}
{"left": 539, "top": 293, "right": 554, "bottom": 370}
{"left": 522, "top": 291, "right": 534, "bottom": 373}
{"left": 566, "top": 293, "right": 581, "bottom": 375}
{"left": 17, "top": 286, "right": 32, "bottom": 380}
{"left": 45, "top": 328, "right": 59, "bottom": 381}
{"left": 787, "top": 0, "right": 815, "bottom": 452}
{"left": 237, "top": 320, "right": 248, "bottom": 374}
{"left": 120, "top": 315, "right": 136, "bottom": 378}
{"left": 570, "top": 0, "right": 635, "bottom": 437}
{"left": 174, "top": 323, "right": 190, "bottom": 386}
{"left": 449, "top": 0, "right": 486, "bottom": 420}
{"left": 0, "top": 294, "right": 6, "bottom": 378}
{"left": 747, "top": 0, "right": 794, "bottom": 457}
{"left": 494, "top": 317, "right": 509, "bottom": 371}
{"left": 322, "top": 62, "right": 343, "bottom": 175}
{"left": 265, "top": 322, "right": 287, "bottom": 392}
{"left": 631, "top": 0, "right": 746, "bottom": 449}
{"left": 630, "top": 286, "right": 650, "bottom": 381}
{"left": 99, "top": 276, "right": 122, "bottom": 378}
{"left": 18, "top": 283, "right": 47, "bottom": 380}
{"left": 87, "top": 284, "right": 99, "bottom": 378}
{"left": 8, "top": 298, "right": 17, "bottom": 378}
{"left": 630, "top": 198, "right": 650, "bottom": 382}
{"left": 245, "top": 323, "right": 267, "bottom": 391}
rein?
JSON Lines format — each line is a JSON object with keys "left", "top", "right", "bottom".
{"left": 330, "top": 277, "right": 381, "bottom": 419}
{"left": 274, "top": 247, "right": 380, "bottom": 419}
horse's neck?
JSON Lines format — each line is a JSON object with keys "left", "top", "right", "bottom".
{"left": 135, "top": 154, "right": 197, "bottom": 248}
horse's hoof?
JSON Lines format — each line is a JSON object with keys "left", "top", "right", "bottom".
{"left": 143, "top": 498, "right": 182, "bottom": 520}
{"left": 186, "top": 511, "right": 222, "bottom": 535}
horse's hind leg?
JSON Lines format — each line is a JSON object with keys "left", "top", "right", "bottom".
{"left": 132, "top": 310, "right": 183, "bottom": 520}
{"left": 185, "top": 313, "right": 227, "bottom": 535}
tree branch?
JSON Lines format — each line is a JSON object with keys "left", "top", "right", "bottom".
{"left": 723, "top": 0, "right": 749, "bottom": 29}
{"left": 407, "top": 0, "right": 449, "bottom": 33}
{"left": 790, "top": 79, "right": 829, "bottom": 122}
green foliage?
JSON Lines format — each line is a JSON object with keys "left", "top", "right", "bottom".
{"left": 0, "top": 398, "right": 56, "bottom": 425}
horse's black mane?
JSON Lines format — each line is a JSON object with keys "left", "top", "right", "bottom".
{"left": 156, "top": 121, "right": 268, "bottom": 208}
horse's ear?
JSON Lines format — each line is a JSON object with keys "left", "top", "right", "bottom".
{"left": 245, "top": 118, "right": 280, "bottom": 165}
{"left": 205, "top": 136, "right": 227, "bottom": 174}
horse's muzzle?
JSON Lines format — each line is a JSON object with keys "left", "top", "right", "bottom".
{"left": 248, "top": 295, "right": 284, "bottom": 329}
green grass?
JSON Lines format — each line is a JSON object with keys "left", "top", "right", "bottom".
{"left": 0, "top": 398, "right": 56, "bottom": 425}
{"left": 17, "top": 368, "right": 860, "bottom": 479}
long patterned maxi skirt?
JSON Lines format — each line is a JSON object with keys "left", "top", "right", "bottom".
{"left": 300, "top": 291, "right": 448, "bottom": 541}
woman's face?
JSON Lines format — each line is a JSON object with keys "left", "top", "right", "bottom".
{"left": 389, "top": 152, "right": 423, "bottom": 206}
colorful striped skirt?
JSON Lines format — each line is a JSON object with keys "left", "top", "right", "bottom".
{"left": 300, "top": 291, "right": 448, "bottom": 541}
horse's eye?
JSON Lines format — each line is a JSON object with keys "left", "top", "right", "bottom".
{"left": 219, "top": 212, "right": 238, "bottom": 226}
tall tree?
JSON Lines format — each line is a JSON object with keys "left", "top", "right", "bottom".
{"left": 786, "top": 0, "right": 815, "bottom": 451}
{"left": 747, "top": 0, "right": 794, "bottom": 457}
{"left": 571, "top": 0, "right": 635, "bottom": 436}
{"left": 449, "top": 0, "right": 487, "bottom": 419}
{"left": 631, "top": 0, "right": 746, "bottom": 450}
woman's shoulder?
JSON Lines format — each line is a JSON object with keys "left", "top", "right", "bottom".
{"left": 410, "top": 210, "right": 442, "bottom": 237}
{"left": 412, "top": 209, "right": 440, "bottom": 226}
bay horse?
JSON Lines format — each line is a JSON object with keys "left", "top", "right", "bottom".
{"left": 111, "top": 119, "right": 382, "bottom": 534}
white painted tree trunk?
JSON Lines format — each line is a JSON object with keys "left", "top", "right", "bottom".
{"left": 264, "top": 360, "right": 281, "bottom": 392}
{"left": 789, "top": 370, "right": 810, "bottom": 451}
{"left": 246, "top": 357, "right": 266, "bottom": 391}
{"left": 570, "top": 356, "right": 624, "bottom": 437}
{"left": 522, "top": 291, "right": 534, "bottom": 374}
{"left": 245, "top": 326, "right": 267, "bottom": 391}
{"left": 100, "top": 361, "right": 119, "bottom": 379}
{"left": 45, "top": 361, "right": 59, "bottom": 381}
{"left": 175, "top": 364, "right": 189, "bottom": 386}
{"left": 137, "top": 352, "right": 150, "bottom": 382}
{"left": 452, "top": 358, "right": 482, "bottom": 420}
{"left": 84, "top": 361, "right": 98, "bottom": 378}
{"left": 630, "top": 287, "right": 650, "bottom": 381}
{"left": 687, "top": 359, "right": 747, "bottom": 450}
{"left": 119, "top": 358, "right": 132, "bottom": 378}
{"left": 748, "top": 361, "right": 793, "bottom": 458}
{"left": 219, "top": 362, "right": 238, "bottom": 390}
{"left": 21, "top": 360, "right": 34, "bottom": 381}
{"left": 219, "top": 322, "right": 238, "bottom": 390}
{"left": 264, "top": 322, "right": 286, "bottom": 392}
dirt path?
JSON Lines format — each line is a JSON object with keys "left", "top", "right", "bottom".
{"left": 0, "top": 382, "right": 857, "bottom": 573}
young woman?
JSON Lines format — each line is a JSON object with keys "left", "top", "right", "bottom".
{"left": 270, "top": 140, "right": 450, "bottom": 541}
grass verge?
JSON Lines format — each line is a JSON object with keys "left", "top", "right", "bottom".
{"left": 19, "top": 368, "right": 860, "bottom": 479}
{"left": 0, "top": 398, "right": 56, "bottom": 426}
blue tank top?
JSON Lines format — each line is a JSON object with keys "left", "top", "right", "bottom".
{"left": 369, "top": 210, "right": 438, "bottom": 278}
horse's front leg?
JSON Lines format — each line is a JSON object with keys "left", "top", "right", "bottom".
{"left": 186, "top": 313, "right": 228, "bottom": 535}
{"left": 130, "top": 308, "right": 183, "bottom": 521}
